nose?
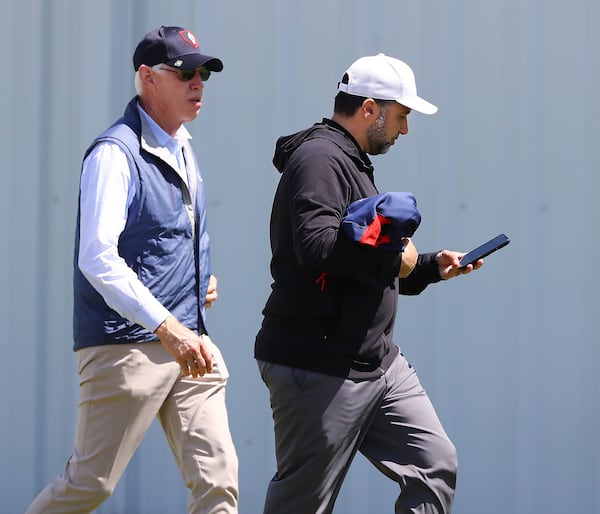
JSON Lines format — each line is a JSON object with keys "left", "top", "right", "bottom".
{"left": 190, "top": 77, "right": 205, "bottom": 89}
{"left": 399, "top": 119, "right": 408, "bottom": 135}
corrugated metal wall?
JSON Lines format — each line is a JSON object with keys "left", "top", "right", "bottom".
{"left": 1, "top": 1, "right": 598, "bottom": 513}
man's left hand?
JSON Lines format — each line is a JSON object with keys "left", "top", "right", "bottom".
{"left": 436, "top": 250, "right": 483, "bottom": 280}
{"left": 206, "top": 274, "right": 218, "bottom": 308}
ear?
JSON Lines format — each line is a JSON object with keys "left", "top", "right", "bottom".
{"left": 362, "top": 98, "right": 378, "bottom": 119}
{"left": 138, "top": 65, "right": 156, "bottom": 88}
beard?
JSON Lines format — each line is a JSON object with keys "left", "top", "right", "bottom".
{"left": 366, "top": 109, "right": 395, "bottom": 155}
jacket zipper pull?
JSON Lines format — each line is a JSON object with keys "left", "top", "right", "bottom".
{"left": 315, "top": 272, "right": 327, "bottom": 292}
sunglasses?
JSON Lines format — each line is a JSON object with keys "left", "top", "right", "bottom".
{"left": 159, "top": 66, "right": 211, "bottom": 82}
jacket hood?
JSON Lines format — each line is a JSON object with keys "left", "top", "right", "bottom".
{"left": 272, "top": 119, "right": 371, "bottom": 174}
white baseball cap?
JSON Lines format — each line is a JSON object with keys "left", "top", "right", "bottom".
{"left": 337, "top": 53, "right": 438, "bottom": 115}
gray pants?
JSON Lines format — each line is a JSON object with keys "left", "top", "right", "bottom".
{"left": 257, "top": 351, "right": 456, "bottom": 514}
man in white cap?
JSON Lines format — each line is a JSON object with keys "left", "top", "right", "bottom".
{"left": 26, "top": 26, "right": 238, "bottom": 513}
{"left": 254, "top": 54, "right": 481, "bottom": 513}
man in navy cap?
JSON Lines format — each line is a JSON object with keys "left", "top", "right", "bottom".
{"left": 255, "top": 54, "right": 483, "bottom": 513}
{"left": 26, "top": 26, "right": 238, "bottom": 513}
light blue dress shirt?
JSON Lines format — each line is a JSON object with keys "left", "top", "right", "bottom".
{"left": 77, "top": 104, "right": 194, "bottom": 332}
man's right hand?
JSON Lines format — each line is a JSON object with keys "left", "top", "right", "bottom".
{"left": 398, "top": 238, "right": 418, "bottom": 278}
{"left": 154, "top": 315, "right": 213, "bottom": 377}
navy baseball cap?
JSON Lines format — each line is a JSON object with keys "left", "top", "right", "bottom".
{"left": 133, "top": 26, "right": 223, "bottom": 72}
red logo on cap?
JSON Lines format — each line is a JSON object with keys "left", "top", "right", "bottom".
{"left": 178, "top": 30, "right": 199, "bottom": 48}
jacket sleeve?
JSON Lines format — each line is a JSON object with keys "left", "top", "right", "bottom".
{"left": 285, "top": 142, "right": 402, "bottom": 281}
{"left": 398, "top": 252, "right": 442, "bottom": 295}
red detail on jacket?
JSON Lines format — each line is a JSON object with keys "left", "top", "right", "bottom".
{"left": 359, "top": 214, "right": 392, "bottom": 247}
{"left": 315, "top": 272, "right": 327, "bottom": 292}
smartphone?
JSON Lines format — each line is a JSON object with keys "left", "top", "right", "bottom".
{"left": 459, "top": 233, "right": 510, "bottom": 269}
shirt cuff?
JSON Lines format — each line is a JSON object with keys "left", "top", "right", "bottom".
{"left": 133, "top": 301, "right": 172, "bottom": 333}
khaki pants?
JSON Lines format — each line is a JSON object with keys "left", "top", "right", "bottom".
{"left": 26, "top": 341, "right": 238, "bottom": 514}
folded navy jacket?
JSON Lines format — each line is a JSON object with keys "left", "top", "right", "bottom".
{"left": 340, "top": 192, "right": 421, "bottom": 251}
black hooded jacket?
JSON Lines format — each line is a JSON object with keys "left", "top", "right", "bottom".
{"left": 254, "top": 119, "right": 441, "bottom": 380}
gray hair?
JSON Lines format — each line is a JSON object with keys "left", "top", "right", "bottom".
{"left": 134, "top": 64, "right": 166, "bottom": 95}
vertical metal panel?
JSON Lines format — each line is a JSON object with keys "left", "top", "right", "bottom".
{"left": 1, "top": 1, "right": 598, "bottom": 513}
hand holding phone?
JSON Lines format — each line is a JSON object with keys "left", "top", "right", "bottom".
{"left": 459, "top": 233, "right": 510, "bottom": 269}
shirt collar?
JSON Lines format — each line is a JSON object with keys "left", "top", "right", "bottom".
{"left": 136, "top": 103, "right": 192, "bottom": 152}
{"left": 322, "top": 118, "right": 373, "bottom": 171}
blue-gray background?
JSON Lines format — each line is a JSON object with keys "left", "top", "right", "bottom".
{"left": 1, "top": 1, "right": 598, "bottom": 513}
